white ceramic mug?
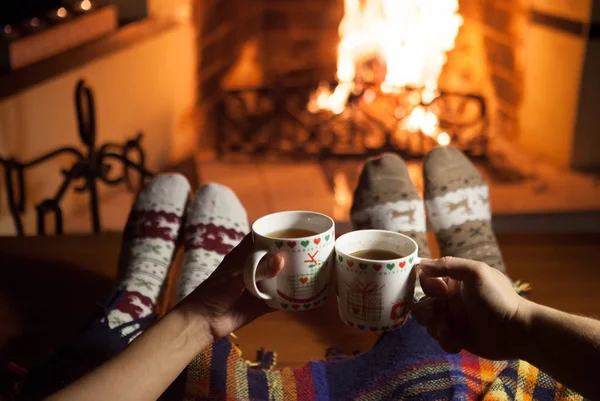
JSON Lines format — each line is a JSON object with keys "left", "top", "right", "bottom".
{"left": 244, "top": 211, "right": 335, "bottom": 311}
{"left": 335, "top": 229, "right": 430, "bottom": 331}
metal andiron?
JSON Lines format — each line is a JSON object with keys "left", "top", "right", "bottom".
{"left": 216, "top": 82, "right": 488, "bottom": 161}
{"left": 0, "top": 80, "right": 154, "bottom": 235}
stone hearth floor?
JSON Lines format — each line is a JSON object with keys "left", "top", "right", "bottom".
{"left": 196, "top": 157, "right": 600, "bottom": 232}
{"left": 64, "top": 152, "right": 600, "bottom": 234}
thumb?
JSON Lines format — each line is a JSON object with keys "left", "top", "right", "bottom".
{"left": 419, "top": 257, "right": 484, "bottom": 282}
{"left": 256, "top": 253, "right": 284, "bottom": 281}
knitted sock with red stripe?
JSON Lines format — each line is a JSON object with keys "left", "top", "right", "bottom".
{"left": 107, "top": 174, "right": 190, "bottom": 338}
{"left": 177, "top": 183, "right": 249, "bottom": 301}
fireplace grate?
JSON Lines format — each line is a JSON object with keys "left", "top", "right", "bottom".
{"left": 216, "top": 83, "right": 488, "bottom": 160}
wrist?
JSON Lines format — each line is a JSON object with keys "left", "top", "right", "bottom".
{"left": 506, "top": 298, "right": 537, "bottom": 359}
{"left": 175, "top": 302, "right": 215, "bottom": 352}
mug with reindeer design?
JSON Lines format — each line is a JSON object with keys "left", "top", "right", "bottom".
{"left": 335, "top": 230, "right": 431, "bottom": 331}
{"left": 244, "top": 211, "right": 335, "bottom": 311}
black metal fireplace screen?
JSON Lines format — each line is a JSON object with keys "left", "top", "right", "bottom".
{"left": 0, "top": 80, "right": 153, "bottom": 235}
{"left": 216, "top": 82, "right": 488, "bottom": 160}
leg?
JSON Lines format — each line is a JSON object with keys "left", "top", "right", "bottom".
{"left": 177, "top": 183, "right": 249, "bottom": 301}
{"left": 15, "top": 174, "right": 190, "bottom": 399}
{"left": 162, "top": 184, "right": 249, "bottom": 400}
{"left": 108, "top": 174, "right": 190, "bottom": 338}
{"left": 351, "top": 153, "right": 430, "bottom": 258}
{"left": 423, "top": 147, "right": 506, "bottom": 273}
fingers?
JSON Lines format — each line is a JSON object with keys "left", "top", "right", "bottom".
{"left": 211, "top": 234, "right": 282, "bottom": 297}
{"left": 222, "top": 235, "right": 284, "bottom": 281}
{"left": 433, "top": 326, "right": 463, "bottom": 354}
{"left": 412, "top": 298, "right": 446, "bottom": 326}
{"left": 419, "top": 270, "right": 449, "bottom": 297}
{"left": 422, "top": 307, "right": 465, "bottom": 354}
{"left": 234, "top": 290, "right": 272, "bottom": 321}
{"left": 419, "top": 257, "right": 486, "bottom": 282}
{"left": 234, "top": 233, "right": 255, "bottom": 252}
{"left": 412, "top": 304, "right": 434, "bottom": 326}
{"left": 256, "top": 253, "right": 285, "bottom": 281}
{"left": 221, "top": 234, "right": 254, "bottom": 270}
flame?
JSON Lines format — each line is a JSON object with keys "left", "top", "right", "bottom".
{"left": 80, "top": 0, "right": 92, "bottom": 11}
{"left": 436, "top": 131, "right": 451, "bottom": 146}
{"left": 309, "top": 0, "right": 463, "bottom": 135}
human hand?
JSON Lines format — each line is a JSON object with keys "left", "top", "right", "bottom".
{"left": 179, "top": 234, "right": 284, "bottom": 340}
{"left": 413, "top": 257, "right": 529, "bottom": 360}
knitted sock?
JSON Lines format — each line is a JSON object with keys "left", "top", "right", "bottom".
{"left": 107, "top": 174, "right": 190, "bottom": 338}
{"left": 177, "top": 183, "right": 249, "bottom": 301}
{"left": 423, "top": 147, "right": 506, "bottom": 273}
{"left": 351, "top": 153, "right": 430, "bottom": 258}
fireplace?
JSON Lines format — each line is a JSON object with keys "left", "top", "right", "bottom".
{"left": 194, "top": 0, "right": 600, "bottom": 172}
{"left": 0, "top": 0, "right": 594, "bottom": 235}
{"left": 206, "top": 0, "right": 492, "bottom": 161}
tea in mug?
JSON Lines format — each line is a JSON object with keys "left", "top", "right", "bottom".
{"left": 349, "top": 249, "right": 404, "bottom": 260}
{"left": 267, "top": 228, "right": 318, "bottom": 239}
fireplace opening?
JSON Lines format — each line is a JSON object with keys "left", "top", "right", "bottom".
{"left": 196, "top": 0, "right": 529, "bottom": 170}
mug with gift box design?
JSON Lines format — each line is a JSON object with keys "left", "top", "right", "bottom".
{"left": 244, "top": 211, "right": 335, "bottom": 311}
{"left": 335, "top": 229, "right": 430, "bottom": 331}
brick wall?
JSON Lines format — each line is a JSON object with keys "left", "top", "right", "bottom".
{"left": 451, "top": 0, "right": 527, "bottom": 141}
{"left": 194, "top": 0, "right": 263, "bottom": 107}
{"left": 259, "top": 0, "right": 342, "bottom": 84}
{"left": 482, "top": 0, "right": 527, "bottom": 141}
{"left": 195, "top": 0, "right": 342, "bottom": 101}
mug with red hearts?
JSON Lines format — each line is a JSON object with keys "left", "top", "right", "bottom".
{"left": 243, "top": 211, "right": 335, "bottom": 311}
{"left": 335, "top": 229, "right": 430, "bottom": 331}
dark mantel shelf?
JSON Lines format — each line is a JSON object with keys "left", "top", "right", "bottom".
{"left": 0, "top": 19, "right": 177, "bottom": 101}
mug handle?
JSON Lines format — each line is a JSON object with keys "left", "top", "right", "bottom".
{"left": 409, "top": 256, "right": 435, "bottom": 312}
{"left": 409, "top": 296, "right": 434, "bottom": 312}
{"left": 243, "top": 249, "right": 273, "bottom": 300}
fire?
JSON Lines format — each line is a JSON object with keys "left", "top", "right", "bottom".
{"left": 308, "top": 0, "right": 463, "bottom": 141}
{"left": 436, "top": 131, "right": 451, "bottom": 146}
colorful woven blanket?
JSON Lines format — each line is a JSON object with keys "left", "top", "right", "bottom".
{"left": 170, "top": 318, "right": 583, "bottom": 401}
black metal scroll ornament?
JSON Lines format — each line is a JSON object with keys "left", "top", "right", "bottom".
{"left": 0, "top": 80, "right": 154, "bottom": 235}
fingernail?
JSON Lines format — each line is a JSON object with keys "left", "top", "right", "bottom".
{"left": 419, "top": 258, "right": 435, "bottom": 265}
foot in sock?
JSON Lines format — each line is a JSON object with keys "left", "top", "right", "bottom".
{"left": 351, "top": 153, "right": 430, "bottom": 258}
{"left": 423, "top": 147, "right": 506, "bottom": 273}
{"left": 177, "top": 183, "right": 249, "bottom": 301}
{"left": 107, "top": 174, "right": 190, "bottom": 338}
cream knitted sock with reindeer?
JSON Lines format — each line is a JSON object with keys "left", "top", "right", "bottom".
{"left": 107, "top": 174, "right": 190, "bottom": 339}
{"left": 176, "top": 183, "right": 249, "bottom": 301}
{"left": 423, "top": 147, "right": 506, "bottom": 273}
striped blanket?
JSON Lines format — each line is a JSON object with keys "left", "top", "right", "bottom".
{"left": 176, "top": 318, "right": 583, "bottom": 400}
